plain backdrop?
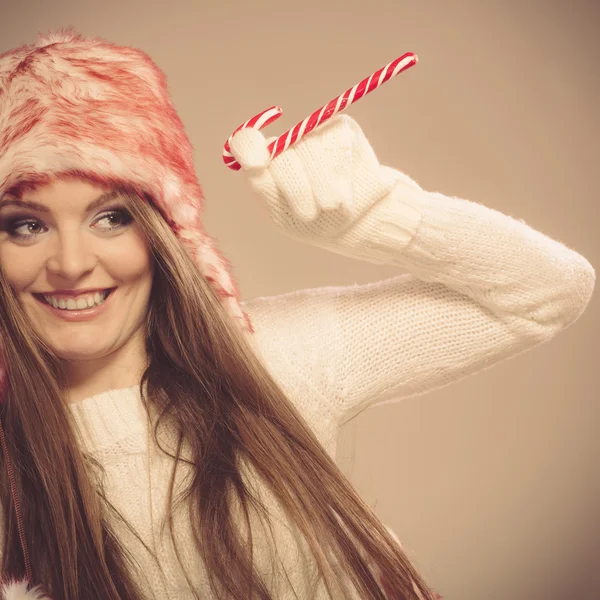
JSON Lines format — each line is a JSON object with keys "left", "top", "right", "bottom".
{"left": 1, "top": 2, "right": 598, "bottom": 599}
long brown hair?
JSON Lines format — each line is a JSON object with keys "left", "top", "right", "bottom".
{"left": 0, "top": 188, "right": 436, "bottom": 599}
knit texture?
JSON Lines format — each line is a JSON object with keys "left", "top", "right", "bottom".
{"left": 62, "top": 169, "right": 595, "bottom": 599}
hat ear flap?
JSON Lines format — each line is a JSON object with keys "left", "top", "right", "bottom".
{"left": 176, "top": 229, "right": 253, "bottom": 332}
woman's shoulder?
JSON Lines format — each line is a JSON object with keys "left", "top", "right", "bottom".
{"left": 243, "top": 296, "right": 344, "bottom": 453}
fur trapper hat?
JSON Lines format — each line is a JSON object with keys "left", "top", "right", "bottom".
{"left": 0, "top": 29, "right": 250, "bottom": 331}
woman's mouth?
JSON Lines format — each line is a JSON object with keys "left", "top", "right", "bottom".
{"left": 38, "top": 289, "right": 113, "bottom": 310}
{"left": 33, "top": 288, "right": 117, "bottom": 321}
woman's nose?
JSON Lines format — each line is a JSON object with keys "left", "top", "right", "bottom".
{"left": 45, "top": 232, "right": 97, "bottom": 281}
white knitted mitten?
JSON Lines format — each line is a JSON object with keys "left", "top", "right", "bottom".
{"left": 229, "top": 115, "right": 422, "bottom": 253}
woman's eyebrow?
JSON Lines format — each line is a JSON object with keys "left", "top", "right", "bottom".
{"left": 0, "top": 191, "right": 119, "bottom": 213}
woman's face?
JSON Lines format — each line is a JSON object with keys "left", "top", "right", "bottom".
{"left": 0, "top": 178, "right": 154, "bottom": 364}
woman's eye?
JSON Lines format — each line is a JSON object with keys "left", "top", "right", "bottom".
{"left": 3, "top": 219, "right": 46, "bottom": 239}
{"left": 0, "top": 209, "right": 133, "bottom": 241}
{"left": 94, "top": 209, "right": 133, "bottom": 230}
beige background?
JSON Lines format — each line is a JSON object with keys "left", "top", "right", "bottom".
{"left": 1, "top": 1, "right": 598, "bottom": 599}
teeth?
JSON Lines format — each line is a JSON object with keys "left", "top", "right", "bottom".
{"left": 42, "top": 290, "right": 110, "bottom": 311}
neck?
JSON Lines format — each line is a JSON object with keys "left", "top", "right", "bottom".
{"left": 63, "top": 335, "right": 148, "bottom": 405}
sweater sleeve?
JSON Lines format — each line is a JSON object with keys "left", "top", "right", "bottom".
{"left": 244, "top": 170, "right": 595, "bottom": 426}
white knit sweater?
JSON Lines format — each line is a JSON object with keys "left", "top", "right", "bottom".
{"left": 64, "top": 174, "right": 594, "bottom": 600}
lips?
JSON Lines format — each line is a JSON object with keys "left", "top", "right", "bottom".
{"left": 34, "top": 288, "right": 114, "bottom": 303}
{"left": 32, "top": 287, "right": 117, "bottom": 322}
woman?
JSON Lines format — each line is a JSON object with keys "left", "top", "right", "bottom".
{"left": 0, "top": 29, "right": 594, "bottom": 600}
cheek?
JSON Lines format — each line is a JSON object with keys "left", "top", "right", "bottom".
{"left": 0, "top": 245, "right": 43, "bottom": 291}
{"left": 104, "top": 239, "right": 154, "bottom": 283}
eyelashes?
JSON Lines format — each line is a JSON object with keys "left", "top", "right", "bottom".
{"left": 0, "top": 208, "right": 134, "bottom": 241}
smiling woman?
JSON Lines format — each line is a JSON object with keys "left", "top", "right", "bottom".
{"left": 0, "top": 175, "right": 445, "bottom": 600}
{"left": 0, "top": 28, "right": 593, "bottom": 600}
{"left": 0, "top": 179, "right": 154, "bottom": 404}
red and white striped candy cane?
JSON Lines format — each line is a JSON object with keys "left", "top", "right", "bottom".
{"left": 223, "top": 52, "right": 418, "bottom": 171}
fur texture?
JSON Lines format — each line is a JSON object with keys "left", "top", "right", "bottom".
{"left": 0, "top": 29, "right": 250, "bottom": 332}
{"left": 0, "top": 579, "right": 50, "bottom": 599}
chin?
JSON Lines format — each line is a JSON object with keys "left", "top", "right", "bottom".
{"left": 44, "top": 340, "right": 112, "bottom": 362}
{"left": 54, "top": 349, "right": 106, "bottom": 362}
{"left": 62, "top": 345, "right": 112, "bottom": 359}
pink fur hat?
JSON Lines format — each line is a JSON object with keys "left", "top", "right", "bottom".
{"left": 0, "top": 28, "right": 250, "bottom": 331}
{"left": 0, "top": 28, "right": 251, "bottom": 599}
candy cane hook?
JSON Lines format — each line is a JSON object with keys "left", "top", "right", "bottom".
{"left": 223, "top": 51, "right": 418, "bottom": 170}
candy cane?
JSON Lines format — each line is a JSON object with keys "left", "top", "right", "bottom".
{"left": 223, "top": 52, "right": 418, "bottom": 171}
